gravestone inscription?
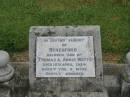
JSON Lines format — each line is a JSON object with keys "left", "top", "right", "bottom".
{"left": 36, "top": 36, "right": 95, "bottom": 77}
{"left": 29, "top": 26, "right": 108, "bottom": 97}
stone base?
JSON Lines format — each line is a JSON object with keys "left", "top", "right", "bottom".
{"left": 104, "top": 75, "right": 121, "bottom": 97}
{"left": 0, "top": 87, "right": 10, "bottom": 97}
{"left": 121, "top": 80, "right": 130, "bottom": 97}
{"left": 29, "top": 91, "right": 108, "bottom": 97}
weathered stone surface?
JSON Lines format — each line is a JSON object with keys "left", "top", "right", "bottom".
{"left": 11, "top": 62, "right": 29, "bottom": 97}
{"left": 122, "top": 52, "right": 130, "bottom": 82}
{"left": 126, "top": 52, "right": 130, "bottom": 65}
{"left": 121, "top": 80, "right": 130, "bottom": 97}
{"left": 9, "top": 62, "right": 125, "bottom": 97}
{"left": 29, "top": 26, "right": 104, "bottom": 97}
{"left": 104, "top": 64, "right": 124, "bottom": 75}
{"left": 0, "top": 51, "right": 14, "bottom": 82}
{"left": 104, "top": 75, "right": 121, "bottom": 97}
{"left": 121, "top": 52, "right": 130, "bottom": 97}
{"left": 0, "top": 51, "right": 14, "bottom": 97}
{"left": 59, "top": 91, "right": 108, "bottom": 97}
{"left": 29, "top": 91, "right": 41, "bottom": 97}
{"left": 0, "top": 51, "right": 9, "bottom": 67}
{"left": 29, "top": 91, "right": 108, "bottom": 97}
{"left": 0, "top": 87, "right": 10, "bottom": 97}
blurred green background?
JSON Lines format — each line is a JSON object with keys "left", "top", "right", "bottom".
{"left": 0, "top": 0, "right": 130, "bottom": 61}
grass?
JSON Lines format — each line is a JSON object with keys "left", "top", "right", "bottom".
{"left": 0, "top": 0, "right": 130, "bottom": 62}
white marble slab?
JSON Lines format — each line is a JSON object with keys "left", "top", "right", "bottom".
{"left": 36, "top": 36, "right": 95, "bottom": 77}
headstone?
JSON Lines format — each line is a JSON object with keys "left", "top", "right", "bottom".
{"left": 29, "top": 26, "right": 108, "bottom": 97}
